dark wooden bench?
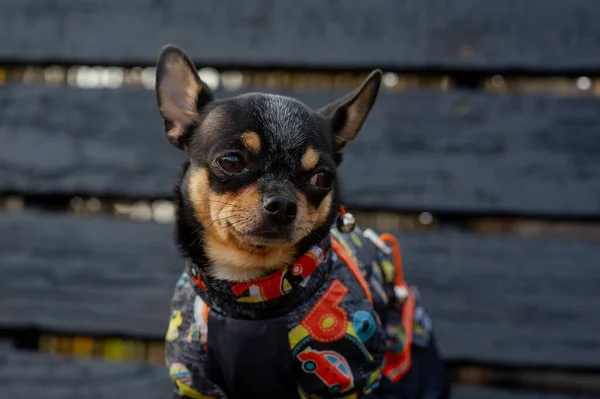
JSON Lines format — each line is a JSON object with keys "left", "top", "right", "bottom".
{"left": 3, "top": 0, "right": 600, "bottom": 71}
{"left": 1, "top": 1, "right": 599, "bottom": 398}
{"left": 0, "top": 341, "right": 588, "bottom": 399}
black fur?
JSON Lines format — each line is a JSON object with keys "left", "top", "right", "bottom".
{"left": 156, "top": 44, "right": 381, "bottom": 274}
{"left": 171, "top": 95, "right": 342, "bottom": 268}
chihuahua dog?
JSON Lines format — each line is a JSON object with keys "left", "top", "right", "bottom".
{"left": 157, "top": 45, "right": 449, "bottom": 399}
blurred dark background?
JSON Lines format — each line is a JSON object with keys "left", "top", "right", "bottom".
{"left": 0, "top": 1, "right": 599, "bottom": 398}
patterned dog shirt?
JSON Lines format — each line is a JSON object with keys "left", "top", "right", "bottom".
{"left": 165, "top": 224, "right": 445, "bottom": 399}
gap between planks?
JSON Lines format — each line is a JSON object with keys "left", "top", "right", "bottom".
{"left": 2, "top": 64, "right": 600, "bottom": 96}
{"left": 1, "top": 196, "right": 600, "bottom": 242}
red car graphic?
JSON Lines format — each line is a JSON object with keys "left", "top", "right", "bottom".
{"left": 298, "top": 347, "right": 354, "bottom": 393}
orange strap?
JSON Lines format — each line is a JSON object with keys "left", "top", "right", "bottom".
{"left": 383, "top": 290, "right": 415, "bottom": 381}
{"left": 330, "top": 237, "right": 373, "bottom": 305}
{"left": 379, "top": 233, "right": 415, "bottom": 382}
{"left": 332, "top": 227, "right": 414, "bottom": 381}
{"left": 380, "top": 233, "right": 404, "bottom": 286}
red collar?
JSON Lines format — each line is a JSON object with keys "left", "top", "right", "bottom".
{"left": 189, "top": 244, "right": 327, "bottom": 303}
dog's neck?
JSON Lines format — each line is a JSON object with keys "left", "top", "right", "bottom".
{"left": 205, "top": 262, "right": 278, "bottom": 282}
{"left": 186, "top": 237, "right": 333, "bottom": 319}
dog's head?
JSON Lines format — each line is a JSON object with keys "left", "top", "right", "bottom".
{"left": 156, "top": 45, "right": 381, "bottom": 281}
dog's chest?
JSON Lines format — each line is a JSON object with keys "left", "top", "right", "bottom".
{"left": 204, "top": 252, "right": 386, "bottom": 399}
{"left": 166, "top": 227, "right": 428, "bottom": 399}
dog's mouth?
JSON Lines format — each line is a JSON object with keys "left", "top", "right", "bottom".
{"left": 226, "top": 222, "right": 294, "bottom": 250}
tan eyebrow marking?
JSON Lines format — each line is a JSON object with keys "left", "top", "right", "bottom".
{"left": 301, "top": 147, "right": 319, "bottom": 171}
{"left": 240, "top": 131, "right": 261, "bottom": 153}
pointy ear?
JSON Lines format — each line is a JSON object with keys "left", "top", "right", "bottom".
{"left": 318, "top": 69, "right": 382, "bottom": 153}
{"left": 155, "top": 45, "right": 214, "bottom": 149}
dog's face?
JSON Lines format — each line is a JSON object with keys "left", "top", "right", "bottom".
{"left": 155, "top": 45, "right": 381, "bottom": 281}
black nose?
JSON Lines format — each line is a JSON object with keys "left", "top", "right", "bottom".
{"left": 263, "top": 196, "right": 297, "bottom": 224}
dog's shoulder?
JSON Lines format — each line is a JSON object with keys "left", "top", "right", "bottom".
{"left": 329, "top": 225, "right": 398, "bottom": 288}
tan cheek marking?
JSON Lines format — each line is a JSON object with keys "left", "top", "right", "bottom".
{"left": 240, "top": 131, "right": 261, "bottom": 153}
{"left": 236, "top": 184, "right": 262, "bottom": 212}
{"left": 315, "top": 191, "right": 333, "bottom": 226}
{"left": 188, "top": 167, "right": 228, "bottom": 241}
{"left": 301, "top": 147, "right": 319, "bottom": 171}
{"left": 188, "top": 169, "right": 262, "bottom": 242}
{"left": 295, "top": 194, "right": 310, "bottom": 243}
{"left": 221, "top": 184, "right": 262, "bottom": 236}
{"left": 187, "top": 167, "right": 211, "bottom": 227}
{"left": 293, "top": 190, "right": 333, "bottom": 243}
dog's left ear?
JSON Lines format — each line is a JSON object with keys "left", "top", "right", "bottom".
{"left": 318, "top": 69, "right": 382, "bottom": 153}
{"left": 155, "top": 45, "right": 214, "bottom": 149}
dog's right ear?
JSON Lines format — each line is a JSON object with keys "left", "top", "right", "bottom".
{"left": 156, "top": 45, "right": 214, "bottom": 149}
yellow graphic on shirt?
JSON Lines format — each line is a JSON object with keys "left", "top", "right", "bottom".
{"left": 289, "top": 321, "right": 372, "bottom": 361}
{"left": 166, "top": 310, "right": 183, "bottom": 341}
{"left": 413, "top": 323, "right": 431, "bottom": 342}
{"left": 237, "top": 295, "right": 262, "bottom": 303}
{"left": 350, "top": 232, "right": 362, "bottom": 247}
{"left": 169, "top": 363, "right": 214, "bottom": 399}
{"left": 298, "top": 386, "right": 310, "bottom": 399}
{"left": 331, "top": 230, "right": 354, "bottom": 257}
{"left": 289, "top": 324, "right": 310, "bottom": 349}
{"left": 380, "top": 258, "right": 396, "bottom": 283}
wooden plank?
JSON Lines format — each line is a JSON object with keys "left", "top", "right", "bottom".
{"left": 0, "top": 211, "right": 179, "bottom": 338}
{"left": 0, "top": 211, "right": 599, "bottom": 368}
{"left": 1, "top": 350, "right": 595, "bottom": 399}
{"left": 0, "top": 340, "right": 13, "bottom": 353}
{"left": 2, "top": 1, "right": 600, "bottom": 71}
{"left": 455, "top": 365, "right": 600, "bottom": 397}
{"left": 1, "top": 85, "right": 599, "bottom": 217}
{"left": 0, "top": 350, "right": 172, "bottom": 399}
{"left": 453, "top": 387, "right": 600, "bottom": 399}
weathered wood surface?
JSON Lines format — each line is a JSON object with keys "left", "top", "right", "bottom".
{"left": 2, "top": 85, "right": 599, "bottom": 217}
{"left": 0, "top": 350, "right": 597, "bottom": 399}
{"left": 1, "top": 211, "right": 599, "bottom": 368}
{"left": 2, "top": 0, "right": 600, "bottom": 70}
{"left": 0, "top": 340, "right": 13, "bottom": 353}
{"left": 0, "top": 211, "right": 178, "bottom": 338}
{"left": 0, "top": 350, "right": 173, "bottom": 399}
{"left": 454, "top": 387, "right": 600, "bottom": 399}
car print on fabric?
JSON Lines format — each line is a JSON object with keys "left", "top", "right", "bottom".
{"left": 298, "top": 347, "right": 354, "bottom": 394}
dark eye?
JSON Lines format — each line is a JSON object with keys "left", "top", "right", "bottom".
{"left": 216, "top": 154, "right": 247, "bottom": 174}
{"left": 310, "top": 171, "right": 335, "bottom": 190}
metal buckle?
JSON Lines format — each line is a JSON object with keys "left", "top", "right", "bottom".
{"left": 336, "top": 212, "right": 356, "bottom": 233}
{"left": 394, "top": 285, "right": 409, "bottom": 301}
{"left": 363, "top": 228, "right": 392, "bottom": 255}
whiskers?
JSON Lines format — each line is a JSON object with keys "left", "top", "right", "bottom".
{"left": 206, "top": 199, "right": 244, "bottom": 210}
{"left": 293, "top": 212, "right": 332, "bottom": 242}
{"left": 188, "top": 207, "right": 251, "bottom": 249}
